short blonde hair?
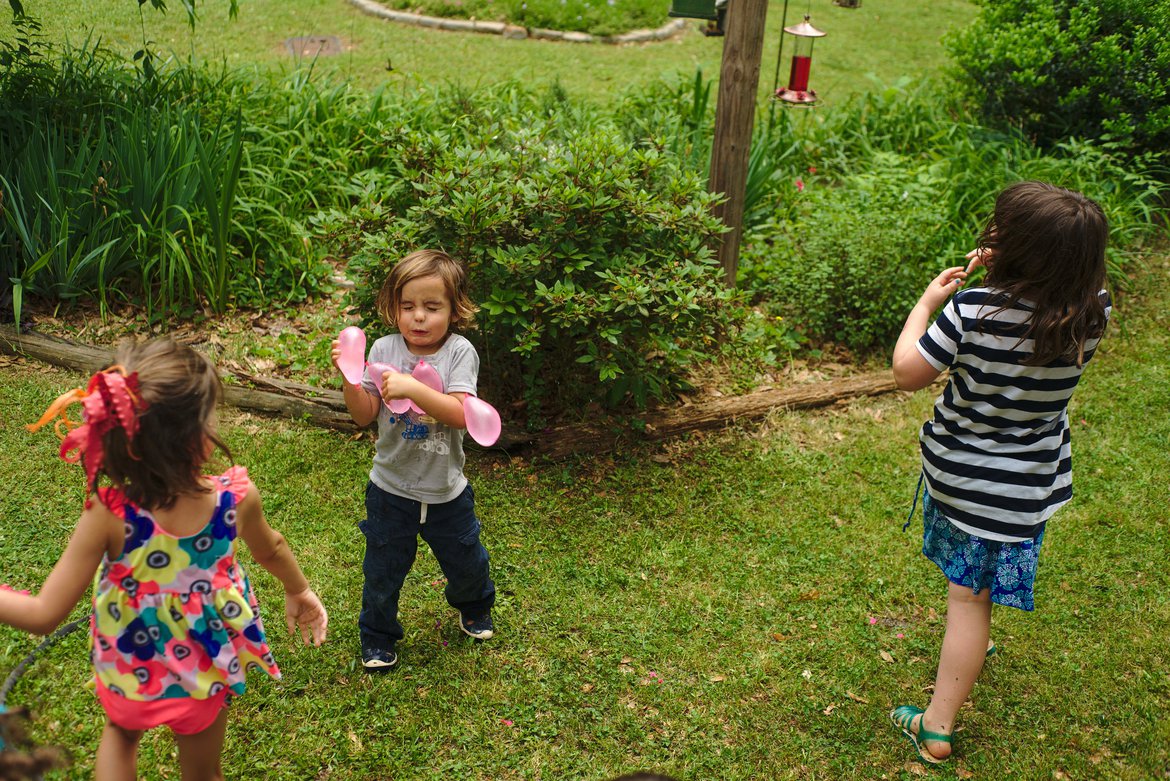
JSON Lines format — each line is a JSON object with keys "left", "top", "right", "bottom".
{"left": 375, "top": 249, "right": 478, "bottom": 331}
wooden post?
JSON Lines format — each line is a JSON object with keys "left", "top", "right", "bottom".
{"left": 708, "top": 0, "right": 769, "bottom": 288}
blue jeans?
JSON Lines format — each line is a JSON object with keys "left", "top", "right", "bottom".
{"left": 359, "top": 482, "right": 495, "bottom": 649}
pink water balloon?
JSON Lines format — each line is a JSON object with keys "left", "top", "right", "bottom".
{"left": 407, "top": 360, "right": 444, "bottom": 415}
{"left": 367, "top": 361, "right": 411, "bottom": 414}
{"left": 336, "top": 327, "right": 367, "bottom": 386}
{"left": 463, "top": 396, "right": 502, "bottom": 447}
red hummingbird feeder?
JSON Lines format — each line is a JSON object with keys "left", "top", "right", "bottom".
{"left": 774, "top": 15, "right": 826, "bottom": 105}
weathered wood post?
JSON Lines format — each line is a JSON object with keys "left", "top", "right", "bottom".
{"left": 708, "top": 0, "right": 769, "bottom": 288}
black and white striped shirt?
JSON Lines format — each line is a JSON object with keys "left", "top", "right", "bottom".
{"left": 916, "top": 287, "right": 1110, "bottom": 542}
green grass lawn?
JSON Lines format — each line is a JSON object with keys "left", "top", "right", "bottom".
{"left": 1, "top": 258, "right": 1166, "bottom": 779}
{"left": 6, "top": 0, "right": 976, "bottom": 103}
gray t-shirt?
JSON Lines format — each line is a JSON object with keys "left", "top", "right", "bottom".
{"left": 360, "top": 333, "right": 479, "bottom": 503}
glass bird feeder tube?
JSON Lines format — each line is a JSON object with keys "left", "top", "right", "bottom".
{"left": 775, "top": 16, "right": 825, "bottom": 105}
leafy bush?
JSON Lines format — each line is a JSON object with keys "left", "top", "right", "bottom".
{"left": 318, "top": 90, "right": 741, "bottom": 421}
{"left": 946, "top": 0, "right": 1170, "bottom": 158}
{"left": 738, "top": 80, "right": 1170, "bottom": 353}
{"left": 740, "top": 153, "right": 948, "bottom": 352}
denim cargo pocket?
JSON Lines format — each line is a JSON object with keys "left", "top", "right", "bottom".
{"left": 360, "top": 482, "right": 394, "bottom": 547}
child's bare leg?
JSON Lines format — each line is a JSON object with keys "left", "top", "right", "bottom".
{"left": 921, "top": 580, "right": 993, "bottom": 760}
{"left": 95, "top": 719, "right": 143, "bottom": 781}
{"left": 174, "top": 708, "right": 228, "bottom": 781}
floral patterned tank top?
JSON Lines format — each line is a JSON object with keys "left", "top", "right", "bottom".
{"left": 91, "top": 466, "right": 280, "bottom": 701}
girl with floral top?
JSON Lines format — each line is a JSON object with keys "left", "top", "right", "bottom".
{"left": 5, "top": 338, "right": 328, "bottom": 780}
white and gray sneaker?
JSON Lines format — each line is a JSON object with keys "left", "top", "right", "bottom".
{"left": 458, "top": 611, "right": 494, "bottom": 640}
{"left": 361, "top": 646, "right": 398, "bottom": 673}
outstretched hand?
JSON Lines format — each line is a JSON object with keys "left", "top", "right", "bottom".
{"left": 918, "top": 264, "right": 970, "bottom": 313}
{"left": 285, "top": 588, "right": 328, "bottom": 647}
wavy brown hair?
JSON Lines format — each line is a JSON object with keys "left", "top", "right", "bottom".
{"left": 99, "top": 339, "right": 230, "bottom": 510}
{"left": 977, "top": 181, "right": 1109, "bottom": 366}
{"left": 375, "top": 249, "right": 478, "bottom": 332}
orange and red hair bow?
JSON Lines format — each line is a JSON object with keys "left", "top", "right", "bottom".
{"left": 26, "top": 366, "right": 146, "bottom": 503}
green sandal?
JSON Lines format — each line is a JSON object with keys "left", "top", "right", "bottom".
{"left": 890, "top": 705, "right": 951, "bottom": 765}
{"left": 986, "top": 639, "right": 997, "bottom": 658}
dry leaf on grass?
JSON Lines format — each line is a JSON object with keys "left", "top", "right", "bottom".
{"left": 845, "top": 691, "right": 869, "bottom": 704}
{"left": 708, "top": 674, "right": 726, "bottom": 683}
{"left": 904, "top": 760, "right": 928, "bottom": 776}
{"left": 822, "top": 703, "right": 837, "bottom": 715}
{"left": 880, "top": 650, "right": 895, "bottom": 663}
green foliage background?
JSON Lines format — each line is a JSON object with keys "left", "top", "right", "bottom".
{"left": 946, "top": 0, "right": 1170, "bottom": 158}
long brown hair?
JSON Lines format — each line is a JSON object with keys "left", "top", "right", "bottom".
{"left": 977, "top": 181, "right": 1109, "bottom": 366}
{"left": 100, "top": 339, "right": 230, "bottom": 510}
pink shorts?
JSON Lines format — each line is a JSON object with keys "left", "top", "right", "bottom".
{"left": 96, "top": 681, "right": 228, "bottom": 736}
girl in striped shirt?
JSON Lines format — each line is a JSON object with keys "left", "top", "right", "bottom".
{"left": 888, "top": 181, "right": 1110, "bottom": 765}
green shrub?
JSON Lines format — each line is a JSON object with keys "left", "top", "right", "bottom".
{"left": 946, "top": 0, "right": 1170, "bottom": 158}
{"left": 740, "top": 153, "right": 948, "bottom": 353}
{"left": 738, "top": 80, "right": 1170, "bottom": 355}
{"left": 319, "top": 94, "right": 740, "bottom": 421}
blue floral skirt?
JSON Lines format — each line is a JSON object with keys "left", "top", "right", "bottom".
{"left": 921, "top": 492, "right": 1045, "bottom": 611}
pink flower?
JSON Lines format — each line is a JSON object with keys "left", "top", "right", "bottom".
{"left": 501, "top": 719, "right": 514, "bottom": 727}
{"left": 808, "top": 166, "right": 817, "bottom": 174}
{"left": 868, "top": 617, "right": 877, "bottom": 625}
{"left": 896, "top": 633, "right": 905, "bottom": 639}
{"left": 795, "top": 178, "right": 805, "bottom": 192}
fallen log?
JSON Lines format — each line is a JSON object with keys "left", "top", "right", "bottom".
{"left": 0, "top": 326, "right": 358, "bottom": 432}
{"left": 528, "top": 372, "right": 899, "bottom": 459}
{"left": 1, "top": 326, "right": 901, "bottom": 457}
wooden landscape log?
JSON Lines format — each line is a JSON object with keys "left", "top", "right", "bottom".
{"left": 0, "top": 326, "right": 358, "bottom": 431}
{"left": 526, "top": 371, "right": 899, "bottom": 459}
{"left": 1, "top": 326, "right": 900, "bottom": 457}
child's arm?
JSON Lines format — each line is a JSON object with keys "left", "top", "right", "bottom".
{"left": 892, "top": 264, "right": 970, "bottom": 391}
{"left": 331, "top": 338, "right": 380, "bottom": 427}
{"left": 0, "top": 503, "right": 117, "bottom": 636}
{"left": 380, "top": 372, "right": 467, "bottom": 429}
{"left": 235, "top": 485, "right": 328, "bottom": 647}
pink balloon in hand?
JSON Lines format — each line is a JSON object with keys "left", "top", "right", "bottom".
{"left": 407, "top": 360, "right": 444, "bottom": 415}
{"left": 463, "top": 396, "right": 502, "bottom": 447}
{"left": 367, "top": 362, "right": 411, "bottom": 414}
{"left": 336, "top": 327, "right": 367, "bottom": 386}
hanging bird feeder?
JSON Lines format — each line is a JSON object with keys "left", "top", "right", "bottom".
{"left": 668, "top": 0, "right": 726, "bottom": 36}
{"left": 668, "top": 0, "right": 717, "bottom": 20}
{"left": 774, "top": 15, "right": 826, "bottom": 105}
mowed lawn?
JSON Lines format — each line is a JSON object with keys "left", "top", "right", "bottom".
{"left": 1, "top": 256, "right": 1166, "bottom": 779}
{"left": 5, "top": 0, "right": 976, "bottom": 104}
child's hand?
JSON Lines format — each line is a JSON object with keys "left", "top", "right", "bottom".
{"left": 919, "top": 265, "right": 969, "bottom": 312}
{"left": 380, "top": 370, "right": 418, "bottom": 403}
{"left": 965, "top": 247, "right": 991, "bottom": 274}
{"left": 285, "top": 588, "right": 328, "bottom": 647}
{"left": 329, "top": 339, "right": 344, "bottom": 375}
